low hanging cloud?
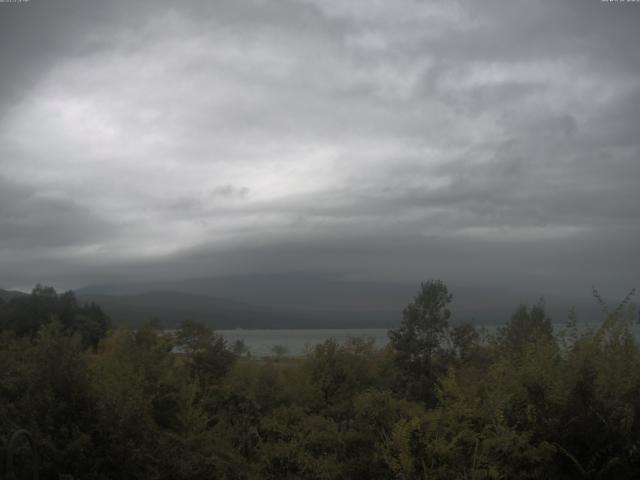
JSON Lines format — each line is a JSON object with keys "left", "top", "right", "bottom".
{"left": 0, "top": 0, "right": 638, "bottom": 295}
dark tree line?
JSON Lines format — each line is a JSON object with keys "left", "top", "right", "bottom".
{"left": 0, "top": 285, "right": 110, "bottom": 350}
{"left": 0, "top": 281, "right": 639, "bottom": 479}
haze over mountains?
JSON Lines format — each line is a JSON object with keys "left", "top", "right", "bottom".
{"left": 0, "top": 288, "right": 28, "bottom": 303}
{"left": 2, "top": 273, "right": 625, "bottom": 329}
{"left": 71, "top": 274, "right": 611, "bottom": 329}
{"left": 2, "top": 1, "right": 638, "bottom": 331}
{"left": 1, "top": 1, "right": 639, "bottom": 312}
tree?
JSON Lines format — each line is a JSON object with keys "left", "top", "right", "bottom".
{"left": 176, "top": 320, "right": 235, "bottom": 388}
{"left": 450, "top": 322, "right": 480, "bottom": 363}
{"left": 271, "top": 344, "right": 287, "bottom": 361}
{"left": 232, "top": 339, "right": 250, "bottom": 357}
{"left": 500, "top": 300, "right": 553, "bottom": 351}
{"left": 258, "top": 406, "right": 342, "bottom": 480}
{"left": 74, "top": 302, "right": 110, "bottom": 351}
{"left": 0, "top": 285, "right": 110, "bottom": 349}
{"left": 389, "top": 280, "right": 452, "bottom": 405}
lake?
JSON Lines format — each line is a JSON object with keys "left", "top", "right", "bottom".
{"left": 217, "top": 328, "right": 390, "bottom": 357}
{"left": 218, "top": 322, "right": 640, "bottom": 357}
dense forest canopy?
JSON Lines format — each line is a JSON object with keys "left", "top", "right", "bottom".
{"left": 0, "top": 281, "right": 639, "bottom": 479}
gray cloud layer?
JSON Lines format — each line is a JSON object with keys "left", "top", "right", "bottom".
{"left": 1, "top": 0, "right": 639, "bottom": 296}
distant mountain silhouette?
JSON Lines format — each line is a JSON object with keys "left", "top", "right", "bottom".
{"left": 0, "top": 288, "right": 28, "bottom": 302}
{"left": 76, "top": 290, "right": 397, "bottom": 329}
{"left": 76, "top": 274, "right": 609, "bottom": 329}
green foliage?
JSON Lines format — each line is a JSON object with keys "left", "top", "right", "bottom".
{"left": 0, "top": 285, "right": 110, "bottom": 350}
{"left": 499, "top": 300, "right": 553, "bottom": 352}
{"left": 271, "top": 344, "right": 287, "bottom": 360}
{"left": 258, "top": 406, "right": 342, "bottom": 480}
{"left": 176, "top": 319, "right": 236, "bottom": 389}
{"left": 232, "top": 339, "right": 250, "bottom": 356}
{"left": 0, "top": 323, "right": 97, "bottom": 477}
{"left": 450, "top": 322, "right": 482, "bottom": 363}
{"left": 389, "top": 279, "right": 453, "bottom": 405}
{"left": 1, "top": 281, "right": 639, "bottom": 479}
{"left": 303, "top": 337, "right": 391, "bottom": 424}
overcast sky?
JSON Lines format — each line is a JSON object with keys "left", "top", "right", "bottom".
{"left": 1, "top": 0, "right": 639, "bottom": 297}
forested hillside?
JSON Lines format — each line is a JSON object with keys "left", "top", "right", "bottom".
{"left": 76, "top": 276, "right": 607, "bottom": 328}
{"left": 0, "top": 288, "right": 28, "bottom": 303}
{"left": 1, "top": 281, "right": 639, "bottom": 479}
{"left": 76, "top": 290, "right": 395, "bottom": 329}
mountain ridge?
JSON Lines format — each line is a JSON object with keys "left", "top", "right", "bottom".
{"left": 0, "top": 288, "right": 29, "bottom": 302}
{"left": 76, "top": 289, "right": 397, "bottom": 329}
{"left": 75, "top": 274, "right": 612, "bottom": 328}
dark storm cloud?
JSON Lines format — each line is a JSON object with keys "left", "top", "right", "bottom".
{"left": 0, "top": 0, "right": 639, "bottom": 295}
{"left": 0, "top": 176, "right": 112, "bottom": 248}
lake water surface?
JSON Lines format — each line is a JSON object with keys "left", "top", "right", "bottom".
{"left": 218, "top": 322, "right": 640, "bottom": 357}
{"left": 218, "top": 328, "right": 390, "bottom": 357}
